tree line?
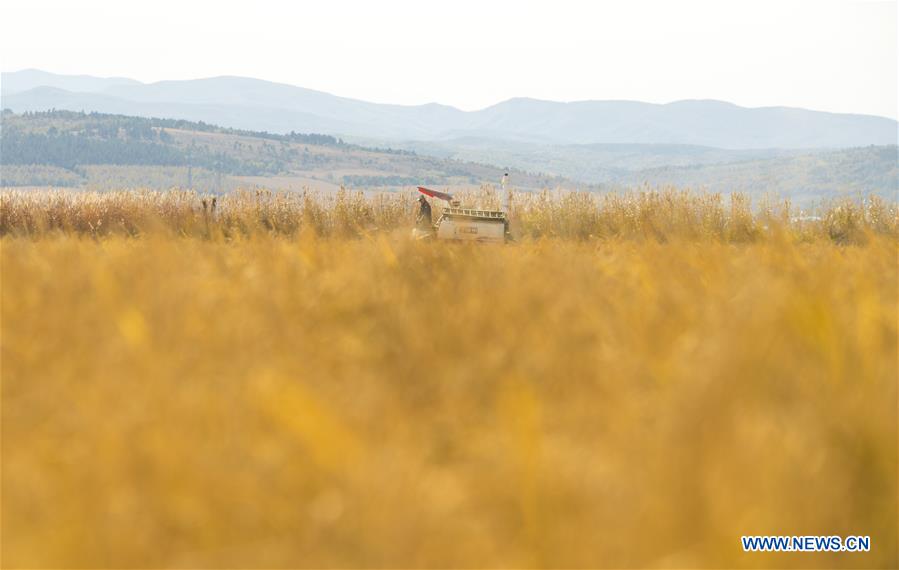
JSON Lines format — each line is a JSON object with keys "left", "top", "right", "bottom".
{"left": 4, "top": 109, "right": 345, "bottom": 146}
{"left": 0, "top": 126, "right": 277, "bottom": 176}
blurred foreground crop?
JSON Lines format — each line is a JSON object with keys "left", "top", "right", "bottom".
{"left": 1, "top": 188, "right": 897, "bottom": 568}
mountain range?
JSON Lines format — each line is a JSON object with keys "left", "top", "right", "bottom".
{"left": 3, "top": 69, "right": 896, "bottom": 149}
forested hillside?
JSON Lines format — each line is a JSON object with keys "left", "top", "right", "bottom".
{"left": 3, "top": 110, "right": 894, "bottom": 205}
{"left": 1, "top": 110, "right": 566, "bottom": 192}
{"left": 1, "top": 110, "right": 343, "bottom": 174}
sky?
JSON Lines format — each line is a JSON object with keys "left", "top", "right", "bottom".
{"left": 1, "top": 0, "right": 896, "bottom": 118}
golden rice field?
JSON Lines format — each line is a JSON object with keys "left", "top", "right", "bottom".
{"left": 1, "top": 188, "right": 897, "bottom": 568}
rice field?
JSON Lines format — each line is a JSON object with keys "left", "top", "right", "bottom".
{"left": 1, "top": 188, "right": 896, "bottom": 568}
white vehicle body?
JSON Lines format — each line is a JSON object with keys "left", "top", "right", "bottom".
{"left": 435, "top": 207, "right": 507, "bottom": 243}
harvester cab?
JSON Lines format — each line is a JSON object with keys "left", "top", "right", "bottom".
{"left": 414, "top": 174, "right": 511, "bottom": 244}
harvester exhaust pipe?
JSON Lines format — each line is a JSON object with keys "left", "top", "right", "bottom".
{"left": 501, "top": 172, "right": 510, "bottom": 214}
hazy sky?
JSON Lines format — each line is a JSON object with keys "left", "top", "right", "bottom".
{"left": 2, "top": 0, "right": 896, "bottom": 118}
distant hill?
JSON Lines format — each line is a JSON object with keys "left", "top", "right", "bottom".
{"left": 1, "top": 69, "right": 140, "bottom": 96}
{"left": 0, "top": 110, "right": 569, "bottom": 193}
{"left": 612, "top": 145, "right": 898, "bottom": 205}
{"left": 2, "top": 70, "right": 896, "bottom": 148}
{"left": 3, "top": 110, "right": 893, "bottom": 206}
{"left": 366, "top": 136, "right": 897, "bottom": 204}
{"left": 380, "top": 138, "right": 808, "bottom": 183}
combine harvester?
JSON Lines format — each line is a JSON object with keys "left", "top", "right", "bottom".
{"left": 414, "top": 174, "right": 511, "bottom": 244}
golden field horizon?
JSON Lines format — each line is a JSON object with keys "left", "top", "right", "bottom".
{"left": 1, "top": 186, "right": 896, "bottom": 242}
{"left": 1, "top": 188, "right": 897, "bottom": 568}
